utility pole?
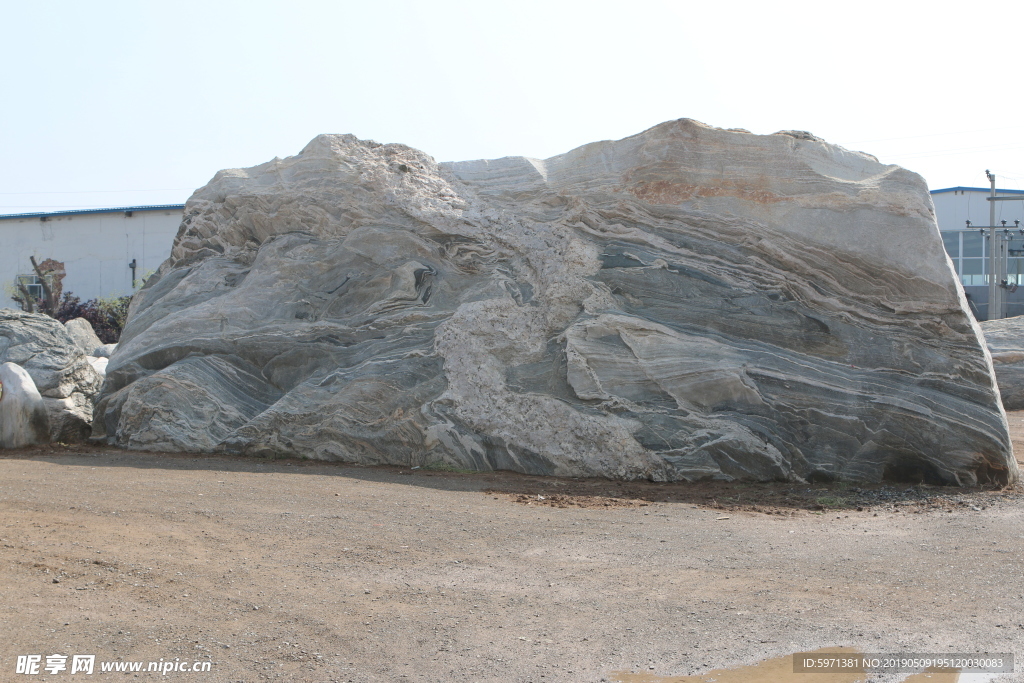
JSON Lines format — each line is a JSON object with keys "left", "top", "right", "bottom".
{"left": 987, "top": 171, "right": 1002, "bottom": 320}
{"left": 981, "top": 170, "right": 1024, "bottom": 320}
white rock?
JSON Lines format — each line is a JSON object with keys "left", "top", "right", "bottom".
{"left": 87, "top": 356, "right": 108, "bottom": 377}
{"left": 0, "top": 362, "right": 51, "bottom": 448}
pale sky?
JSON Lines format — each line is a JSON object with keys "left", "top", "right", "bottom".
{"left": 3, "top": 0, "right": 1024, "bottom": 215}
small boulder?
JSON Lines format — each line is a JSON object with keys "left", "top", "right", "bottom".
{"left": 1, "top": 309, "right": 102, "bottom": 442}
{"left": 980, "top": 316, "right": 1024, "bottom": 410}
{"left": 0, "top": 362, "right": 51, "bottom": 448}
{"left": 65, "top": 318, "right": 104, "bottom": 356}
{"left": 92, "top": 343, "right": 117, "bottom": 358}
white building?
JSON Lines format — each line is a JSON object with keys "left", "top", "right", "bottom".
{"left": 0, "top": 204, "right": 183, "bottom": 304}
{"left": 932, "top": 186, "right": 1024, "bottom": 320}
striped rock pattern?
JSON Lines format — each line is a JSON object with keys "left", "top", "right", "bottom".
{"left": 0, "top": 309, "right": 102, "bottom": 443}
{"left": 94, "top": 120, "right": 1016, "bottom": 485}
{"left": 980, "top": 316, "right": 1024, "bottom": 411}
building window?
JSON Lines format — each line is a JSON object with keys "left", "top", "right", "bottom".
{"left": 961, "top": 258, "right": 985, "bottom": 286}
{"left": 1009, "top": 258, "right": 1024, "bottom": 286}
{"left": 940, "top": 229, "right": 993, "bottom": 287}
{"left": 942, "top": 231, "right": 960, "bottom": 258}
{"left": 940, "top": 229, "right": 1024, "bottom": 288}
{"left": 15, "top": 274, "right": 43, "bottom": 300}
{"left": 962, "top": 231, "right": 984, "bottom": 258}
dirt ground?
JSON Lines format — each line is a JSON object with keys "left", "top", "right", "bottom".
{"left": 1, "top": 415, "right": 1023, "bottom": 682}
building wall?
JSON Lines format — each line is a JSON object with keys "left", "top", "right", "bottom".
{"left": 932, "top": 188, "right": 1024, "bottom": 232}
{"left": 0, "top": 206, "right": 183, "bottom": 304}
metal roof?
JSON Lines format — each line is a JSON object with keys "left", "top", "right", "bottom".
{"left": 0, "top": 204, "right": 186, "bottom": 221}
{"left": 930, "top": 186, "right": 1024, "bottom": 195}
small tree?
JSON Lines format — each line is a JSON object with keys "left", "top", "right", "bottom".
{"left": 10, "top": 256, "right": 65, "bottom": 314}
{"left": 9, "top": 256, "right": 131, "bottom": 343}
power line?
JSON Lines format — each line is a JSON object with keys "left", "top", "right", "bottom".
{"left": 884, "top": 143, "right": 1024, "bottom": 161}
{"left": 986, "top": 169, "right": 1024, "bottom": 182}
{"left": 847, "top": 125, "right": 1024, "bottom": 145}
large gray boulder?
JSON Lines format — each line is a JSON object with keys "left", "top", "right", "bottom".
{"left": 0, "top": 362, "right": 50, "bottom": 448}
{"left": 0, "top": 309, "right": 103, "bottom": 442}
{"left": 93, "top": 120, "right": 1017, "bottom": 485}
{"left": 980, "top": 316, "right": 1024, "bottom": 410}
{"left": 64, "top": 317, "right": 103, "bottom": 356}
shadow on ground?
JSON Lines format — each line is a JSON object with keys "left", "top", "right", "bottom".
{"left": 2, "top": 443, "right": 1021, "bottom": 516}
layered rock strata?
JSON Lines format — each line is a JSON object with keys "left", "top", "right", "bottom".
{"left": 0, "top": 309, "right": 103, "bottom": 442}
{"left": 980, "top": 316, "right": 1024, "bottom": 410}
{"left": 94, "top": 120, "right": 1017, "bottom": 485}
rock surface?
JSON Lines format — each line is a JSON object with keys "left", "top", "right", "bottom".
{"left": 94, "top": 120, "right": 1016, "bottom": 485}
{"left": 92, "top": 343, "right": 117, "bottom": 358}
{"left": 65, "top": 318, "right": 103, "bottom": 356}
{"left": 1, "top": 309, "right": 103, "bottom": 442}
{"left": 87, "top": 356, "right": 109, "bottom": 378}
{"left": 980, "top": 316, "right": 1024, "bottom": 410}
{"left": 0, "top": 362, "right": 50, "bottom": 448}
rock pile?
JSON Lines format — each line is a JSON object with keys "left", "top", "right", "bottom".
{"left": 0, "top": 309, "right": 103, "bottom": 443}
{"left": 93, "top": 120, "right": 1016, "bottom": 485}
{"left": 64, "top": 317, "right": 115, "bottom": 378}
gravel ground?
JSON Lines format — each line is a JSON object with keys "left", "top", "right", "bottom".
{"left": 1, "top": 416, "right": 1023, "bottom": 682}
